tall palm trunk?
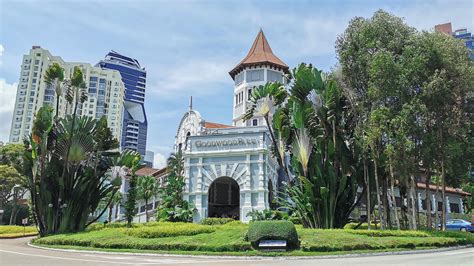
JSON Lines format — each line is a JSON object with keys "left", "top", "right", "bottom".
{"left": 389, "top": 160, "right": 400, "bottom": 229}
{"left": 145, "top": 198, "right": 149, "bottom": 222}
{"left": 373, "top": 158, "right": 385, "bottom": 229}
{"left": 108, "top": 204, "right": 113, "bottom": 222}
{"left": 263, "top": 114, "right": 290, "bottom": 183}
{"left": 364, "top": 159, "right": 371, "bottom": 230}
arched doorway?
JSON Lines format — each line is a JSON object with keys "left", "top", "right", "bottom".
{"left": 208, "top": 176, "right": 240, "bottom": 220}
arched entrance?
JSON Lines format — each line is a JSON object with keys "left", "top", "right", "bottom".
{"left": 208, "top": 176, "right": 240, "bottom": 220}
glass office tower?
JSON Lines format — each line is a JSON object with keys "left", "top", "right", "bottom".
{"left": 97, "top": 51, "right": 148, "bottom": 157}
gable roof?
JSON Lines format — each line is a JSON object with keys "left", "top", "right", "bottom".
{"left": 204, "top": 122, "right": 233, "bottom": 129}
{"left": 229, "top": 29, "right": 289, "bottom": 79}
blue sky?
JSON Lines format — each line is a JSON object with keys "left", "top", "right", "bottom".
{"left": 0, "top": 0, "right": 472, "bottom": 167}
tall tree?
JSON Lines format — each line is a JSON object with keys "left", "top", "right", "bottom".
{"left": 137, "top": 175, "right": 159, "bottom": 222}
{"left": 44, "top": 63, "right": 65, "bottom": 119}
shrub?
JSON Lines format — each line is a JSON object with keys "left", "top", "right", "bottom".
{"left": 246, "top": 220, "right": 299, "bottom": 249}
{"left": 126, "top": 223, "right": 215, "bottom": 238}
{"left": 343, "top": 222, "right": 379, "bottom": 230}
{"left": 200, "top": 218, "right": 235, "bottom": 225}
{"left": 346, "top": 229, "right": 430, "bottom": 237}
{"left": 0, "top": 225, "right": 38, "bottom": 236}
{"left": 246, "top": 209, "right": 289, "bottom": 221}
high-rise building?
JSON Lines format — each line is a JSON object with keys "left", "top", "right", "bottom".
{"left": 229, "top": 30, "right": 289, "bottom": 127}
{"left": 435, "top": 22, "right": 474, "bottom": 59}
{"left": 96, "top": 51, "right": 148, "bottom": 157}
{"left": 9, "top": 46, "right": 125, "bottom": 143}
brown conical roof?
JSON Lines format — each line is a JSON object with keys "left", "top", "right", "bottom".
{"left": 229, "top": 30, "right": 289, "bottom": 79}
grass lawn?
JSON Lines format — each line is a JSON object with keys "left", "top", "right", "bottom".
{"left": 31, "top": 222, "right": 474, "bottom": 256}
{"left": 0, "top": 225, "right": 38, "bottom": 238}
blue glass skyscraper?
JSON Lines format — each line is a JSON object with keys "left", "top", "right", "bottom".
{"left": 97, "top": 51, "right": 147, "bottom": 157}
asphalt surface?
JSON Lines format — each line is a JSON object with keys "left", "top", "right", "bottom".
{"left": 0, "top": 237, "right": 473, "bottom": 266}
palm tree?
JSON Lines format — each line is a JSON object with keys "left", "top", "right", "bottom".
{"left": 107, "top": 191, "right": 122, "bottom": 223}
{"left": 137, "top": 175, "right": 159, "bottom": 222}
{"left": 244, "top": 82, "right": 290, "bottom": 181}
{"left": 44, "top": 63, "right": 65, "bottom": 119}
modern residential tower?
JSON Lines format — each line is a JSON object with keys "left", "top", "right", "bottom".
{"left": 9, "top": 46, "right": 125, "bottom": 143}
{"left": 435, "top": 22, "right": 474, "bottom": 59}
{"left": 97, "top": 51, "right": 148, "bottom": 158}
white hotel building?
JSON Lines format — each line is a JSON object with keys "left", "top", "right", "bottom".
{"left": 9, "top": 46, "right": 125, "bottom": 143}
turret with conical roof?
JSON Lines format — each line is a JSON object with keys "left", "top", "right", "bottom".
{"left": 230, "top": 30, "right": 288, "bottom": 127}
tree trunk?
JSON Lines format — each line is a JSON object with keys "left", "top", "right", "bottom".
{"left": 434, "top": 183, "right": 440, "bottom": 230}
{"left": 115, "top": 204, "right": 119, "bottom": 220}
{"left": 145, "top": 198, "right": 149, "bottom": 223}
{"left": 389, "top": 160, "right": 400, "bottom": 229}
{"left": 441, "top": 159, "right": 447, "bottom": 231}
{"left": 404, "top": 179, "right": 413, "bottom": 230}
{"left": 108, "top": 205, "right": 113, "bottom": 222}
{"left": 263, "top": 115, "right": 290, "bottom": 183}
{"left": 364, "top": 159, "right": 371, "bottom": 230}
{"left": 382, "top": 175, "right": 390, "bottom": 229}
{"left": 373, "top": 159, "right": 385, "bottom": 229}
{"left": 9, "top": 205, "right": 17, "bottom": 225}
{"left": 409, "top": 175, "right": 418, "bottom": 230}
{"left": 425, "top": 169, "right": 432, "bottom": 230}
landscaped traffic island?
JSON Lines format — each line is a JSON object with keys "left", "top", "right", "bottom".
{"left": 31, "top": 221, "right": 474, "bottom": 256}
{"left": 0, "top": 225, "right": 38, "bottom": 238}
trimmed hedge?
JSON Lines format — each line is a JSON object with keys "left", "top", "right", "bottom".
{"left": 343, "top": 222, "right": 379, "bottom": 230}
{"left": 246, "top": 220, "right": 299, "bottom": 249}
{"left": 200, "top": 218, "right": 235, "bottom": 225}
{"left": 347, "top": 229, "right": 430, "bottom": 238}
{"left": 126, "top": 223, "right": 215, "bottom": 238}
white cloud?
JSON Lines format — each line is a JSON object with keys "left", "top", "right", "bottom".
{"left": 0, "top": 79, "right": 18, "bottom": 142}
{"left": 152, "top": 60, "right": 233, "bottom": 98}
{"left": 153, "top": 152, "right": 167, "bottom": 169}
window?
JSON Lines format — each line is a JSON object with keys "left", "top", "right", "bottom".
{"left": 34, "top": 60, "right": 39, "bottom": 65}
{"left": 267, "top": 70, "right": 283, "bottom": 83}
{"left": 32, "top": 78, "right": 37, "bottom": 83}
{"left": 248, "top": 89, "right": 252, "bottom": 100}
{"left": 252, "top": 119, "right": 258, "bottom": 126}
{"left": 246, "top": 69, "right": 264, "bottom": 82}
{"left": 235, "top": 72, "right": 244, "bottom": 85}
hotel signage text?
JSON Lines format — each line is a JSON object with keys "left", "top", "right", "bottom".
{"left": 195, "top": 138, "right": 260, "bottom": 147}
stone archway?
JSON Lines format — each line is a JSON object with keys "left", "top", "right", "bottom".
{"left": 208, "top": 176, "right": 240, "bottom": 220}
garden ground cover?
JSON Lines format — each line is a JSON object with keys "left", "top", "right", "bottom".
{"left": 32, "top": 222, "right": 474, "bottom": 256}
{"left": 0, "top": 225, "right": 38, "bottom": 238}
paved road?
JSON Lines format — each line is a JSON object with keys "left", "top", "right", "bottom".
{"left": 0, "top": 237, "right": 473, "bottom": 266}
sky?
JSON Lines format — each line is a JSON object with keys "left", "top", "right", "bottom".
{"left": 0, "top": 0, "right": 472, "bottom": 168}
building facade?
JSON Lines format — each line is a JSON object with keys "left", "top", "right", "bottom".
{"left": 435, "top": 22, "right": 474, "bottom": 59}
{"left": 97, "top": 51, "right": 148, "bottom": 157}
{"left": 171, "top": 30, "right": 285, "bottom": 222}
{"left": 9, "top": 46, "right": 125, "bottom": 143}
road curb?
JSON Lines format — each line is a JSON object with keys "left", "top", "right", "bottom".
{"left": 27, "top": 241, "right": 474, "bottom": 260}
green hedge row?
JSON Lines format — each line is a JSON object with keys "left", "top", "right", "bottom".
{"left": 347, "top": 229, "right": 430, "bottom": 238}
{"left": 200, "top": 218, "right": 235, "bottom": 225}
{"left": 126, "top": 223, "right": 215, "bottom": 238}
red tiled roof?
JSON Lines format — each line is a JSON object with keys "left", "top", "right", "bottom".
{"left": 204, "top": 122, "right": 233, "bottom": 129}
{"left": 135, "top": 166, "right": 161, "bottom": 177}
{"left": 229, "top": 29, "right": 289, "bottom": 79}
{"left": 416, "top": 182, "right": 471, "bottom": 196}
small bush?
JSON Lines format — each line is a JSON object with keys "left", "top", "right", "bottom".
{"left": 246, "top": 220, "right": 299, "bottom": 249}
{"left": 343, "top": 222, "right": 379, "bottom": 230}
{"left": 246, "top": 209, "right": 289, "bottom": 221}
{"left": 200, "top": 218, "right": 235, "bottom": 225}
{"left": 126, "top": 223, "right": 215, "bottom": 238}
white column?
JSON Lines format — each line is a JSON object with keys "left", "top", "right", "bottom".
{"left": 432, "top": 194, "right": 437, "bottom": 213}
{"left": 459, "top": 198, "right": 464, "bottom": 213}
{"left": 418, "top": 192, "right": 423, "bottom": 210}
{"left": 446, "top": 196, "right": 451, "bottom": 213}
{"left": 241, "top": 154, "right": 252, "bottom": 223}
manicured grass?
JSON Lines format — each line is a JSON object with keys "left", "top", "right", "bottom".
{"left": 0, "top": 225, "right": 38, "bottom": 238}
{"left": 32, "top": 222, "right": 474, "bottom": 256}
